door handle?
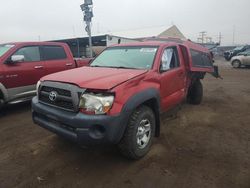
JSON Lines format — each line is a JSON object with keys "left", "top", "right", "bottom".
{"left": 34, "top": 66, "right": 43, "bottom": 69}
{"left": 66, "top": 63, "right": 73, "bottom": 66}
{"left": 178, "top": 71, "right": 184, "bottom": 77}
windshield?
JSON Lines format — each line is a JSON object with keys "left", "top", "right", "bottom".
{"left": 0, "top": 44, "right": 15, "bottom": 57}
{"left": 234, "top": 46, "right": 244, "bottom": 51}
{"left": 91, "top": 46, "right": 158, "bottom": 70}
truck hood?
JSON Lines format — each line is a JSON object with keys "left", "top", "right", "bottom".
{"left": 41, "top": 67, "right": 148, "bottom": 90}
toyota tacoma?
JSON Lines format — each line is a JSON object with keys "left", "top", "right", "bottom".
{"left": 32, "top": 38, "right": 219, "bottom": 159}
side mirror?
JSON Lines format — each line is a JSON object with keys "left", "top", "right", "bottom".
{"left": 10, "top": 55, "right": 25, "bottom": 63}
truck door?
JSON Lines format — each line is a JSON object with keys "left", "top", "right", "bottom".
{"left": 3, "top": 46, "right": 45, "bottom": 90}
{"left": 41, "top": 45, "right": 75, "bottom": 75}
{"left": 159, "top": 46, "right": 186, "bottom": 111}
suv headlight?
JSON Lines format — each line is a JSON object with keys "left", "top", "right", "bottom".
{"left": 79, "top": 93, "right": 114, "bottom": 115}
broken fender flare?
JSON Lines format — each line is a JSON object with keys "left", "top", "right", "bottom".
{"left": 121, "top": 88, "right": 161, "bottom": 137}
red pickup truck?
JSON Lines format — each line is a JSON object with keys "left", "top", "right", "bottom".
{"left": 32, "top": 38, "right": 219, "bottom": 159}
{"left": 0, "top": 42, "right": 91, "bottom": 109}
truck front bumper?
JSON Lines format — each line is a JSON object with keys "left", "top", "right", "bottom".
{"left": 32, "top": 97, "right": 129, "bottom": 145}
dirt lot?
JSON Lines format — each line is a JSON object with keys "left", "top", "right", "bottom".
{"left": 0, "top": 59, "right": 249, "bottom": 188}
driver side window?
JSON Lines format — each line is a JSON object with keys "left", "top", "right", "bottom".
{"left": 13, "top": 46, "right": 41, "bottom": 62}
{"left": 161, "top": 47, "right": 179, "bottom": 72}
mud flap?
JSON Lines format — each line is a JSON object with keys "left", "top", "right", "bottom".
{"left": 211, "top": 65, "right": 222, "bottom": 79}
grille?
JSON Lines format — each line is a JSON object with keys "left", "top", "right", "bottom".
{"left": 41, "top": 86, "right": 71, "bottom": 97}
{"left": 39, "top": 86, "right": 74, "bottom": 111}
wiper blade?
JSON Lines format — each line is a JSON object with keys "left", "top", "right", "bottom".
{"left": 116, "top": 66, "right": 136, "bottom": 69}
{"left": 91, "top": 65, "right": 139, "bottom": 69}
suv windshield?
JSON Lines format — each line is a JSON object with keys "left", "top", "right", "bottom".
{"left": 91, "top": 46, "right": 158, "bottom": 70}
{"left": 0, "top": 44, "right": 15, "bottom": 57}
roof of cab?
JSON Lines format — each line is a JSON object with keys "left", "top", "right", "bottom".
{"left": 3, "top": 41, "right": 67, "bottom": 46}
{"left": 111, "top": 37, "right": 210, "bottom": 54}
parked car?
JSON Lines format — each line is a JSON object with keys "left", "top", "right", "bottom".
{"left": 32, "top": 39, "right": 219, "bottom": 159}
{"left": 231, "top": 51, "right": 250, "bottom": 68}
{"left": 224, "top": 45, "right": 250, "bottom": 61}
{"left": 0, "top": 42, "right": 92, "bottom": 109}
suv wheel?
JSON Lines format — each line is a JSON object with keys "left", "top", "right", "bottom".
{"left": 232, "top": 60, "right": 241, "bottom": 68}
{"left": 118, "top": 105, "right": 155, "bottom": 160}
{"left": 187, "top": 80, "right": 203, "bottom": 105}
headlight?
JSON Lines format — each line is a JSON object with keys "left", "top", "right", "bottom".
{"left": 79, "top": 93, "right": 114, "bottom": 115}
{"left": 36, "top": 81, "right": 41, "bottom": 96}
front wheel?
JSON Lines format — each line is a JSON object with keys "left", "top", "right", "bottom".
{"left": 118, "top": 105, "right": 155, "bottom": 160}
{"left": 232, "top": 60, "right": 241, "bottom": 68}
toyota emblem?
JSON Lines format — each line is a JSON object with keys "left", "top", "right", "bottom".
{"left": 49, "top": 91, "right": 57, "bottom": 102}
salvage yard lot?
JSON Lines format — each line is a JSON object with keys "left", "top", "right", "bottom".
{"left": 0, "top": 59, "right": 250, "bottom": 188}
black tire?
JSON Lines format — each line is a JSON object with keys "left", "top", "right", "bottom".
{"left": 118, "top": 105, "right": 155, "bottom": 160}
{"left": 187, "top": 80, "right": 203, "bottom": 105}
{"left": 232, "top": 60, "right": 241, "bottom": 68}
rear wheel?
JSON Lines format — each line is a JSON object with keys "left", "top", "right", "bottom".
{"left": 118, "top": 105, "right": 155, "bottom": 160}
{"left": 232, "top": 60, "right": 241, "bottom": 68}
{"left": 187, "top": 80, "right": 203, "bottom": 105}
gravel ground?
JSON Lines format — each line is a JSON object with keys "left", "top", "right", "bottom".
{"left": 0, "top": 59, "right": 249, "bottom": 188}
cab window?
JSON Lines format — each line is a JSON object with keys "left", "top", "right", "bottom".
{"left": 13, "top": 46, "right": 41, "bottom": 62}
{"left": 160, "top": 47, "right": 180, "bottom": 72}
{"left": 42, "top": 46, "right": 67, "bottom": 61}
{"left": 190, "top": 49, "right": 213, "bottom": 67}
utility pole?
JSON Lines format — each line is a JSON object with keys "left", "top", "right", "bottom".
{"left": 198, "top": 31, "right": 207, "bottom": 44}
{"left": 80, "top": 0, "right": 94, "bottom": 58}
{"left": 232, "top": 25, "right": 236, "bottom": 45}
{"left": 218, "top": 32, "right": 222, "bottom": 45}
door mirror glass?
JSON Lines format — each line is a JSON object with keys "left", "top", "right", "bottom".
{"left": 11, "top": 55, "right": 25, "bottom": 63}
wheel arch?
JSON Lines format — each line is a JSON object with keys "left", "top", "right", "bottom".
{"left": 231, "top": 59, "right": 242, "bottom": 66}
{"left": 121, "top": 88, "right": 161, "bottom": 137}
{"left": 0, "top": 83, "right": 8, "bottom": 101}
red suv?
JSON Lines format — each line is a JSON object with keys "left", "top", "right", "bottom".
{"left": 0, "top": 42, "right": 90, "bottom": 109}
{"left": 32, "top": 38, "right": 219, "bottom": 159}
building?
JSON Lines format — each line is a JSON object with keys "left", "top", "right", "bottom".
{"left": 158, "top": 25, "right": 186, "bottom": 40}
{"left": 53, "top": 34, "right": 139, "bottom": 58}
{"left": 52, "top": 25, "right": 186, "bottom": 57}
